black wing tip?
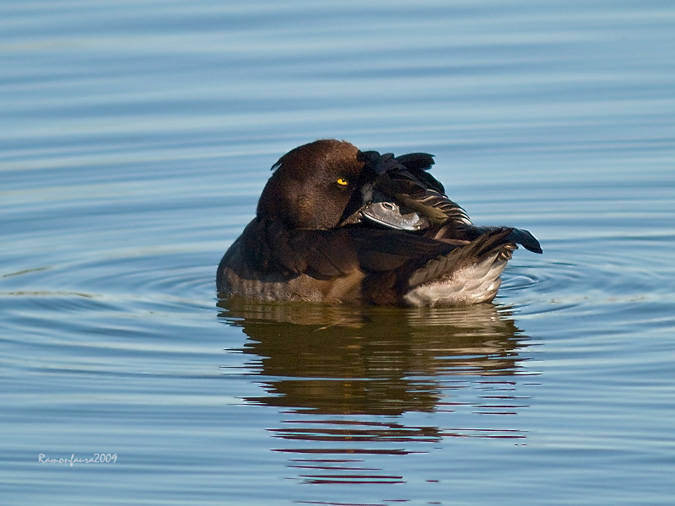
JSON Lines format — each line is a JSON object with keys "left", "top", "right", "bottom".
{"left": 528, "top": 243, "right": 543, "bottom": 254}
{"left": 508, "top": 228, "right": 543, "bottom": 254}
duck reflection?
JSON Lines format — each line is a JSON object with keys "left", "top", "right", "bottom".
{"left": 218, "top": 300, "right": 536, "bottom": 486}
{"left": 220, "top": 299, "right": 530, "bottom": 414}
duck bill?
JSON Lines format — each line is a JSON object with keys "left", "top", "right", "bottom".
{"left": 338, "top": 184, "right": 429, "bottom": 231}
{"left": 360, "top": 200, "right": 430, "bottom": 231}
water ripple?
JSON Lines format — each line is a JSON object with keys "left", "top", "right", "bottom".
{"left": 502, "top": 232, "right": 674, "bottom": 317}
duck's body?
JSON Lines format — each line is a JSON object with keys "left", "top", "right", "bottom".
{"left": 217, "top": 139, "right": 542, "bottom": 306}
{"left": 218, "top": 222, "right": 365, "bottom": 304}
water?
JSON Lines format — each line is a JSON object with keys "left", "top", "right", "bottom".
{"left": 2, "top": 1, "right": 675, "bottom": 504}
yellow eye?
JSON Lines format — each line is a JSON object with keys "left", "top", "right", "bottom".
{"left": 336, "top": 178, "right": 349, "bottom": 186}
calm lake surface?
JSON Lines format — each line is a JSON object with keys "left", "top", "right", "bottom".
{"left": 2, "top": 1, "right": 675, "bottom": 504}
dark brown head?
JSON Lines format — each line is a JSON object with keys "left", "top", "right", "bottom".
{"left": 257, "top": 139, "right": 369, "bottom": 230}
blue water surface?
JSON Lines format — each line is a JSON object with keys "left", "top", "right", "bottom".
{"left": 1, "top": 1, "right": 675, "bottom": 505}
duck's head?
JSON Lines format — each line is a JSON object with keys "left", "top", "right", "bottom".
{"left": 257, "top": 139, "right": 440, "bottom": 232}
{"left": 257, "top": 139, "right": 375, "bottom": 230}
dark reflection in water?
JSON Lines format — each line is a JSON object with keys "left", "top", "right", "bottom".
{"left": 218, "top": 300, "right": 536, "bottom": 486}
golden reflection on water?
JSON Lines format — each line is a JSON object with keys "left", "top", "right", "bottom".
{"left": 218, "top": 299, "right": 536, "bottom": 486}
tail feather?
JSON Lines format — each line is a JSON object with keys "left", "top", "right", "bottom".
{"left": 407, "top": 228, "right": 514, "bottom": 289}
{"left": 400, "top": 229, "right": 516, "bottom": 306}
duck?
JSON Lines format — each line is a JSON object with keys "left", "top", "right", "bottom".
{"left": 216, "top": 139, "right": 542, "bottom": 306}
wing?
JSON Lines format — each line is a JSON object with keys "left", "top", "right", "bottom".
{"left": 368, "top": 153, "right": 472, "bottom": 227}
{"left": 427, "top": 221, "right": 542, "bottom": 254}
{"left": 360, "top": 151, "right": 542, "bottom": 254}
{"left": 244, "top": 218, "right": 462, "bottom": 278}
{"left": 346, "top": 227, "right": 460, "bottom": 272}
